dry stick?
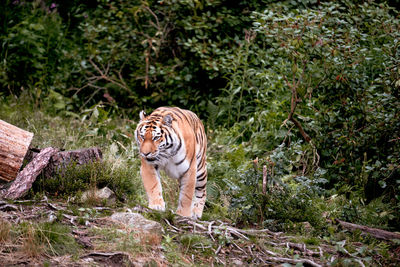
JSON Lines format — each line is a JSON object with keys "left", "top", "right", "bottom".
{"left": 262, "top": 165, "right": 267, "bottom": 195}
{"left": 336, "top": 219, "right": 400, "bottom": 241}
{"left": 226, "top": 227, "right": 250, "bottom": 240}
{"left": 88, "top": 59, "right": 130, "bottom": 92}
{"left": 232, "top": 227, "right": 282, "bottom": 237}
{"left": 282, "top": 68, "right": 321, "bottom": 170}
{"left": 285, "top": 242, "right": 320, "bottom": 257}
{"left": 282, "top": 60, "right": 312, "bottom": 143}
{"left": 164, "top": 219, "right": 182, "bottom": 233}
{"left": 265, "top": 256, "right": 322, "bottom": 267}
{"left": 173, "top": 218, "right": 324, "bottom": 266}
{"left": 208, "top": 221, "right": 215, "bottom": 241}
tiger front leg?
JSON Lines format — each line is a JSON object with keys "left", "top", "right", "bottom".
{"left": 140, "top": 159, "right": 165, "bottom": 211}
{"left": 176, "top": 164, "right": 197, "bottom": 218}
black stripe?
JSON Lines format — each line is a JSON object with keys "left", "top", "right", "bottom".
{"left": 165, "top": 143, "right": 173, "bottom": 149}
{"left": 197, "top": 175, "right": 207, "bottom": 182}
{"left": 175, "top": 157, "right": 186, "bottom": 166}
{"left": 196, "top": 171, "right": 206, "bottom": 179}
{"left": 158, "top": 153, "right": 168, "bottom": 159}
{"left": 172, "top": 108, "right": 191, "bottom": 124}
{"left": 196, "top": 192, "right": 205, "bottom": 198}
{"left": 171, "top": 137, "right": 182, "bottom": 156}
{"left": 195, "top": 184, "right": 206, "bottom": 191}
{"left": 197, "top": 157, "right": 206, "bottom": 169}
{"left": 179, "top": 153, "right": 195, "bottom": 178}
{"left": 171, "top": 111, "right": 182, "bottom": 120}
{"left": 163, "top": 127, "right": 173, "bottom": 148}
{"left": 150, "top": 114, "right": 163, "bottom": 119}
{"left": 180, "top": 165, "right": 190, "bottom": 177}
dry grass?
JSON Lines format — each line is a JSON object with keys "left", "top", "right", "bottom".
{"left": 81, "top": 186, "right": 102, "bottom": 206}
{"left": 0, "top": 219, "right": 11, "bottom": 243}
{"left": 21, "top": 224, "right": 44, "bottom": 258}
{"left": 137, "top": 232, "right": 162, "bottom": 248}
{"left": 161, "top": 172, "right": 180, "bottom": 211}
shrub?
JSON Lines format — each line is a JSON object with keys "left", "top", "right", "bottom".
{"left": 213, "top": 1, "right": 400, "bottom": 228}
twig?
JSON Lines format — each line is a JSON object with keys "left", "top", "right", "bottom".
{"left": 262, "top": 165, "right": 267, "bottom": 194}
{"left": 215, "top": 245, "right": 222, "bottom": 255}
{"left": 208, "top": 221, "right": 215, "bottom": 241}
{"left": 226, "top": 227, "right": 250, "bottom": 240}
{"left": 264, "top": 256, "right": 322, "bottom": 267}
{"left": 164, "top": 219, "right": 182, "bottom": 233}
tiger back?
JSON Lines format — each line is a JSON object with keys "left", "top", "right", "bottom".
{"left": 135, "top": 107, "right": 207, "bottom": 219}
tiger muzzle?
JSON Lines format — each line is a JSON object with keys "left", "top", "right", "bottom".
{"left": 141, "top": 151, "right": 158, "bottom": 161}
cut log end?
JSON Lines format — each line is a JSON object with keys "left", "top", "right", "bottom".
{"left": 0, "top": 119, "right": 34, "bottom": 182}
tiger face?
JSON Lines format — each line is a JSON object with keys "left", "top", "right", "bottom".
{"left": 135, "top": 111, "right": 173, "bottom": 163}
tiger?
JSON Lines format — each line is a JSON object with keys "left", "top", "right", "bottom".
{"left": 135, "top": 107, "right": 207, "bottom": 219}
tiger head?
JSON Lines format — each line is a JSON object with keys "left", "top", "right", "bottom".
{"left": 135, "top": 110, "right": 173, "bottom": 162}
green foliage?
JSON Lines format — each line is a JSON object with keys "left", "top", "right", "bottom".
{"left": 15, "top": 221, "right": 80, "bottom": 257}
{"left": 32, "top": 160, "right": 142, "bottom": 203}
{"left": 179, "top": 233, "right": 213, "bottom": 254}
{"left": 229, "top": 171, "right": 326, "bottom": 232}
{"left": 0, "top": 0, "right": 270, "bottom": 114}
{"left": 212, "top": 1, "right": 400, "bottom": 229}
{"left": 35, "top": 222, "right": 80, "bottom": 256}
{"left": 0, "top": 1, "right": 77, "bottom": 97}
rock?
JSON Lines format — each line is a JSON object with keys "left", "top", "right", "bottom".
{"left": 110, "top": 212, "right": 163, "bottom": 235}
{"left": 81, "top": 187, "right": 116, "bottom": 204}
{"left": 48, "top": 212, "right": 57, "bottom": 223}
{"left": 302, "top": 222, "right": 314, "bottom": 233}
{"left": 231, "top": 259, "right": 243, "bottom": 266}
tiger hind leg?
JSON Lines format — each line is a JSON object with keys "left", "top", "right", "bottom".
{"left": 176, "top": 164, "right": 197, "bottom": 218}
{"left": 193, "top": 169, "right": 207, "bottom": 219}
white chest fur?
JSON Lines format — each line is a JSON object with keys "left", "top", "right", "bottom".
{"left": 163, "top": 157, "right": 189, "bottom": 179}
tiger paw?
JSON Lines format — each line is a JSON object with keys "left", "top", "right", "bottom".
{"left": 149, "top": 202, "right": 166, "bottom": 211}
{"left": 176, "top": 207, "right": 193, "bottom": 218}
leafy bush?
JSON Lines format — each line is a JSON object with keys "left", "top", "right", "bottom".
{"left": 0, "top": 0, "right": 269, "bottom": 114}
{"left": 0, "top": 1, "right": 77, "bottom": 98}
{"left": 212, "top": 1, "right": 399, "bottom": 229}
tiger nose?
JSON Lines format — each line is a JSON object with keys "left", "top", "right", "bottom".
{"left": 143, "top": 152, "right": 151, "bottom": 156}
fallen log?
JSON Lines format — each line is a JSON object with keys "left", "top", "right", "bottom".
{"left": 42, "top": 147, "right": 102, "bottom": 178}
{"left": 2, "top": 147, "right": 102, "bottom": 200}
{"left": 2, "top": 147, "right": 59, "bottom": 199}
{"left": 336, "top": 219, "right": 400, "bottom": 241}
{"left": 0, "top": 119, "right": 34, "bottom": 182}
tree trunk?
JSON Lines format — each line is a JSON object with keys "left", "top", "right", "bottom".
{"left": 0, "top": 119, "right": 34, "bottom": 182}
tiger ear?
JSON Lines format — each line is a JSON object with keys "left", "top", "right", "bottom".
{"left": 139, "top": 110, "right": 146, "bottom": 120}
{"left": 163, "top": 115, "right": 173, "bottom": 126}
